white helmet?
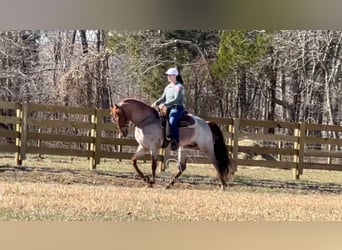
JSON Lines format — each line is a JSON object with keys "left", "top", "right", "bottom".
{"left": 165, "top": 67, "right": 179, "bottom": 76}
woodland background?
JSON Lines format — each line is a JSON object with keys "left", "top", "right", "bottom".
{"left": 1, "top": 30, "right": 342, "bottom": 126}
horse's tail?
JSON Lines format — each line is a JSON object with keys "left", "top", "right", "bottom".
{"left": 207, "top": 121, "right": 230, "bottom": 180}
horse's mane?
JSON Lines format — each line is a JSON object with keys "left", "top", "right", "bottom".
{"left": 122, "top": 98, "right": 159, "bottom": 117}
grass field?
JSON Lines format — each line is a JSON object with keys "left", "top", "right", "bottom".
{"left": 0, "top": 154, "right": 342, "bottom": 221}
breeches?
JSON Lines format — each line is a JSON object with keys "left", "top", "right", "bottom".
{"left": 169, "top": 106, "right": 185, "bottom": 142}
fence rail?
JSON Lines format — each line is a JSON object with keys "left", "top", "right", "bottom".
{"left": 1, "top": 101, "right": 342, "bottom": 179}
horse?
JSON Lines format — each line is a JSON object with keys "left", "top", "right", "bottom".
{"left": 110, "top": 98, "right": 231, "bottom": 190}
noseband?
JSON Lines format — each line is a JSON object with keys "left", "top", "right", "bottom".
{"left": 119, "top": 104, "right": 130, "bottom": 130}
{"left": 112, "top": 104, "right": 130, "bottom": 131}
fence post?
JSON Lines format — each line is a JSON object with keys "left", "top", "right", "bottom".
{"left": 277, "top": 140, "right": 283, "bottom": 161}
{"left": 231, "top": 118, "right": 240, "bottom": 173}
{"left": 37, "top": 128, "right": 42, "bottom": 159}
{"left": 227, "top": 123, "right": 233, "bottom": 149}
{"left": 19, "top": 103, "right": 28, "bottom": 163}
{"left": 94, "top": 109, "right": 102, "bottom": 166}
{"left": 293, "top": 122, "right": 305, "bottom": 180}
{"left": 117, "top": 132, "right": 122, "bottom": 162}
{"left": 15, "top": 102, "right": 22, "bottom": 165}
{"left": 89, "top": 110, "right": 97, "bottom": 170}
{"left": 327, "top": 144, "right": 332, "bottom": 164}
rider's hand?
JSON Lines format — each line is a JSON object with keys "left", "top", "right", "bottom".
{"left": 158, "top": 104, "right": 166, "bottom": 110}
{"left": 158, "top": 104, "right": 167, "bottom": 114}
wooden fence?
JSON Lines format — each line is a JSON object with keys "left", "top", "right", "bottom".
{"left": 1, "top": 101, "right": 342, "bottom": 179}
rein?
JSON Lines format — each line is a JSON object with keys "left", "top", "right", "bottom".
{"left": 117, "top": 104, "right": 130, "bottom": 130}
{"left": 116, "top": 100, "right": 160, "bottom": 129}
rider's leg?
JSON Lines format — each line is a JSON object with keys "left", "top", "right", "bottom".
{"left": 169, "top": 106, "right": 184, "bottom": 150}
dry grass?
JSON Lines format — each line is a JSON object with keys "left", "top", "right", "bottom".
{"left": 0, "top": 154, "right": 342, "bottom": 221}
{"left": 1, "top": 182, "right": 341, "bottom": 221}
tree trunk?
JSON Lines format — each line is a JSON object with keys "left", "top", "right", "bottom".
{"left": 79, "top": 30, "right": 93, "bottom": 107}
{"left": 53, "top": 31, "right": 62, "bottom": 86}
{"left": 281, "top": 71, "right": 287, "bottom": 120}
{"left": 268, "top": 64, "right": 277, "bottom": 133}
{"left": 80, "top": 30, "right": 89, "bottom": 54}
{"left": 290, "top": 72, "right": 302, "bottom": 122}
{"left": 238, "top": 65, "right": 247, "bottom": 118}
{"left": 97, "top": 30, "right": 110, "bottom": 109}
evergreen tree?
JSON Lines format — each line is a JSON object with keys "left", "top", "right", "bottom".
{"left": 211, "top": 30, "right": 270, "bottom": 117}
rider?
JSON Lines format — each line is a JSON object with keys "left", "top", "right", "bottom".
{"left": 152, "top": 67, "right": 186, "bottom": 151}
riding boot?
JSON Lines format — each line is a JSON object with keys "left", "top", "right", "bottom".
{"left": 170, "top": 139, "right": 179, "bottom": 151}
{"left": 165, "top": 120, "right": 172, "bottom": 140}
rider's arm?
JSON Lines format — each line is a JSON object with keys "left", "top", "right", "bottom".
{"left": 153, "top": 89, "right": 166, "bottom": 107}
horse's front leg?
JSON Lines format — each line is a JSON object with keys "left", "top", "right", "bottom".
{"left": 132, "top": 145, "right": 151, "bottom": 185}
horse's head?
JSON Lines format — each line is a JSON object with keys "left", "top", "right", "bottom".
{"left": 111, "top": 104, "right": 129, "bottom": 137}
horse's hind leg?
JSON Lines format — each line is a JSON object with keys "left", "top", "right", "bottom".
{"left": 132, "top": 145, "right": 151, "bottom": 184}
{"left": 165, "top": 148, "right": 187, "bottom": 189}
{"left": 214, "top": 163, "right": 228, "bottom": 191}
{"left": 150, "top": 149, "right": 159, "bottom": 185}
{"left": 209, "top": 153, "right": 227, "bottom": 191}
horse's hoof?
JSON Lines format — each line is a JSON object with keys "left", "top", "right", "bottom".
{"left": 143, "top": 176, "right": 150, "bottom": 183}
{"left": 146, "top": 182, "right": 153, "bottom": 188}
{"left": 148, "top": 180, "right": 155, "bottom": 187}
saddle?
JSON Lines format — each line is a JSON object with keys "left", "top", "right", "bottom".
{"left": 159, "top": 108, "right": 195, "bottom": 148}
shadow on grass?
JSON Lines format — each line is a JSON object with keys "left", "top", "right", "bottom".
{"left": 0, "top": 165, "right": 32, "bottom": 172}
{"left": 231, "top": 175, "right": 342, "bottom": 194}
{"left": 0, "top": 165, "right": 342, "bottom": 194}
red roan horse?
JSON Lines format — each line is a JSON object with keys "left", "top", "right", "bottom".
{"left": 111, "top": 98, "right": 231, "bottom": 190}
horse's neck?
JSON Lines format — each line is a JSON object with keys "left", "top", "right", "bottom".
{"left": 124, "top": 102, "right": 157, "bottom": 126}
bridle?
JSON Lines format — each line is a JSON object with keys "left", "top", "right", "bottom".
{"left": 118, "top": 104, "right": 130, "bottom": 130}
{"left": 112, "top": 104, "right": 130, "bottom": 131}
{"left": 113, "top": 102, "right": 155, "bottom": 129}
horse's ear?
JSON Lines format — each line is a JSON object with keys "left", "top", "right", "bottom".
{"left": 112, "top": 104, "right": 120, "bottom": 110}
